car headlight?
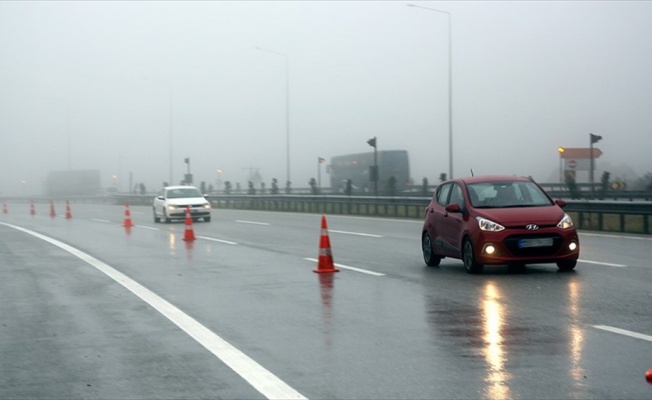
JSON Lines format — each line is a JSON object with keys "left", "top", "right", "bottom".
{"left": 203, "top": 203, "right": 211, "bottom": 209}
{"left": 557, "top": 213, "right": 574, "bottom": 229}
{"left": 167, "top": 205, "right": 178, "bottom": 211}
{"left": 476, "top": 216, "right": 505, "bottom": 232}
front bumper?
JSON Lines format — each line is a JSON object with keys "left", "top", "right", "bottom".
{"left": 166, "top": 205, "right": 211, "bottom": 218}
{"left": 473, "top": 229, "right": 579, "bottom": 265}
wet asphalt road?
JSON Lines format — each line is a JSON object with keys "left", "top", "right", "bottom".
{"left": 0, "top": 203, "right": 651, "bottom": 399}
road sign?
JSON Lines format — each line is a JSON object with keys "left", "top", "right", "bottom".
{"left": 565, "top": 158, "right": 590, "bottom": 171}
{"left": 559, "top": 148, "right": 602, "bottom": 159}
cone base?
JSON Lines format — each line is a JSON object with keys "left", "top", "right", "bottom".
{"left": 313, "top": 268, "right": 340, "bottom": 273}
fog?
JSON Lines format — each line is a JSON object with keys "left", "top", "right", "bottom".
{"left": 1, "top": 1, "right": 651, "bottom": 195}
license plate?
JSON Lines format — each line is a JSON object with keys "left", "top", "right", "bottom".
{"left": 518, "top": 238, "right": 553, "bottom": 248}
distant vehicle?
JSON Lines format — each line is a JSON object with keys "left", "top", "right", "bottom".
{"left": 421, "top": 175, "right": 579, "bottom": 274}
{"left": 153, "top": 186, "right": 211, "bottom": 223}
{"left": 328, "top": 150, "right": 410, "bottom": 194}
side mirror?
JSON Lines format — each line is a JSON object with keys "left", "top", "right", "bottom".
{"left": 445, "top": 203, "right": 461, "bottom": 213}
{"left": 554, "top": 199, "right": 567, "bottom": 208}
{"left": 157, "top": 195, "right": 164, "bottom": 200}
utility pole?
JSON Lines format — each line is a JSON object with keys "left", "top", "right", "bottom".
{"left": 367, "top": 137, "right": 378, "bottom": 197}
{"left": 590, "top": 133, "right": 602, "bottom": 198}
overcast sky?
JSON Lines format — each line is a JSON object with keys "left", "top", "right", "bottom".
{"left": 1, "top": 1, "right": 651, "bottom": 195}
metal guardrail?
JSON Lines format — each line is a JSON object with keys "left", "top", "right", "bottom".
{"left": 106, "top": 193, "right": 652, "bottom": 235}
{"left": 3, "top": 193, "right": 651, "bottom": 235}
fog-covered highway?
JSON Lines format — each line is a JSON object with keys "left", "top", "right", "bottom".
{"left": 1, "top": 204, "right": 651, "bottom": 399}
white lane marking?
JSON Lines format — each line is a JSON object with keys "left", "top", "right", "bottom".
{"left": 92, "top": 219, "right": 111, "bottom": 223}
{"left": 579, "top": 259, "right": 627, "bottom": 268}
{"left": 580, "top": 232, "right": 652, "bottom": 241}
{"left": 592, "top": 325, "right": 652, "bottom": 342}
{"left": 304, "top": 258, "right": 385, "bottom": 276}
{"left": 236, "top": 220, "right": 271, "bottom": 226}
{"left": 135, "top": 225, "right": 159, "bottom": 231}
{"left": 329, "top": 230, "right": 383, "bottom": 238}
{"left": 196, "top": 236, "right": 238, "bottom": 245}
{"left": 0, "top": 222, "right": 305, "bottom": 400}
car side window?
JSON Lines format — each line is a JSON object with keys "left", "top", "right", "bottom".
{"left": 449, "top": 184, "right": 465, "bottom": 209}
{"left": 436, "top": 184, "right": 451, "bottom": 206}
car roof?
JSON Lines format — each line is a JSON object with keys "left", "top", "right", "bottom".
{"left": 455, "top": 175, "right": 532, "bottom": 185}
{"left": 164, "top": 185, "right": 199, "bottom": 190}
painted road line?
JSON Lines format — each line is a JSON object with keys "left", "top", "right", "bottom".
{"left": 135, "top": 225, "right": 159, "bottom": 231}
{"left": 196, "top": 235, "right": 238, "bottom": 245}
{"left": 329, "top": 230, "right": 383, "bottom": 238}
{"left": 593, "top": 325, "right": 652, "bottom": 342}
{"left": 236, "top": 220, "right": 271, "bottom": 226}
{"left": 579, "top": 259, "right": 627, "bottom": 268}
{"left": 91, "top": 219, "right": 111, "bottom": 223}
{"left": 580, "top": 232, "right": 652, "bottom": 241}
{"left": 0, "top": 221, "right": 305, "bottom": 400}
{"left": 304, "top": 258, "right": 385, "bottom": 276}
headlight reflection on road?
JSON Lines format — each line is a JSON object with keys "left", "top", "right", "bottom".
{"left": 567, "top": 280, "right": 586, "bottom": 385}
{"left": 169, "top": 232, "right": 176, "bottom": 256}
{"left": 482, "top": 282, "right": 512, "bottom": 400}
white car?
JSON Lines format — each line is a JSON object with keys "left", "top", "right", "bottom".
{"left": 153, "top": 186, "right": 211, "bottom": 223}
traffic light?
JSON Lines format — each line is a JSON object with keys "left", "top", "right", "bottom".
{"left": 367, "top": 137, "right": 376, "bottom": 148}
{"left": 590, "top": 133, "right": 602, "bottom": 144}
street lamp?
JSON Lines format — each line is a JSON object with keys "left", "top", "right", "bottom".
{"left": 590, "top": 133, "right": 602, "bottom": 198}
{"left": 407, "top": 4, "right": 453, "bottom": 179}
{"left": 255, "top": 47, "right": 291, "bottom": 186}
{"left": 557, "top": 147, "right": 565, "bottom": 184}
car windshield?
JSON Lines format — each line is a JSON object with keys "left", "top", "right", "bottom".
{"left": 166, "top": 188, "right": 203, "bottom": 199}
{"left": 467, "top": 181, "right": 553, "bottom": 208}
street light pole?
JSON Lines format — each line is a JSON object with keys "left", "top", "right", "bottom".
{"left": 255, "top": 47, "right": 291, "bottom": 187}
{"left": 408, "top": 4, "right": 453, "bottom": 179}
{"left": 590, "top": 133, "right": 602, "bottom": 198}
{"left": 557, "top": 147, "right": 565, "bottom": 184}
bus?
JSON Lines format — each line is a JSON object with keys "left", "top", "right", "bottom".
{"left": 328, "top": 150, "right": 411, "bottom": 194}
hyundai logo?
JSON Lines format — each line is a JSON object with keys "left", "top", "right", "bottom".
{"left": 525, "top": 224, "right": 539, "bottom": 231}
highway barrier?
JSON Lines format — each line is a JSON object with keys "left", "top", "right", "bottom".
{"left": 3, "top": 194, "right": 652, "bottom": 235}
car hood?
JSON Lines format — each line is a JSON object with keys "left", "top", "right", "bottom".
{"left": 166, "top": 198, "right": 208, "bottom": 206}
{"left": 474, "top": 206, "right": 565, "bottom": 227}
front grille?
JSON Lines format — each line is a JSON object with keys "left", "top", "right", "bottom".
{"left": 503, "top": 234, "right": 563, "bottom": 256}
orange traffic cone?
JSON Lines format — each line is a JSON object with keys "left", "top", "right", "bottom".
{"left": 30, "top": 200, "right": 35, "bottom": 216}
{"left": 49, "top": 200, "right": 56, "bottom": 218}
{"left": 182, "top": 206, "right": 196, "bottom": 241}
{"left": 122, "top": 201, "right": 133, "bottom": 228}
{"left": 2, "top": 201, "right": 7, "bottom": 214}
{"left": 65, "top": 200, "right": 73, "bottom": 220}
{"left": 314, "top": 215, "right": 339, "bottom": 273}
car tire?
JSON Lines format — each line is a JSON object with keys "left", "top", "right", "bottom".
{"left": 153, "top": 208, "right": 160, "bottom": 223}
{"left": 163, "top": 210, "right": 171, "bottom": 224}
{"left": 422, "top": 232, "right": 441, "bottom": 267}
{"left": 204, "top": 216, "right": 211, "bottom": 222}
{"left": 462, "top": 238, "right": 483, "bottom": 274}
{"left": 556, "top": 259, "right": 577, "bottom": 271}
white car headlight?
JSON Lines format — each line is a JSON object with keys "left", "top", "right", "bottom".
{"left": 167, "top": 205, "right": 178, "bottom": 211}
{"left": 557, "top": 213, "right": 574, "bottom": 229}
{"left": 203, "top": 203, "right": 211, "bottom": 209}
{"left": 476, "top": 216, "right": 505, "bottom": 232}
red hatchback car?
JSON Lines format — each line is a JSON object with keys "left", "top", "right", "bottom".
{"left": 422, "top": 175, "right": 579, "bottom": 273}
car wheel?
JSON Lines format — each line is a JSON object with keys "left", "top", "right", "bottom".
{"left": 204, "top": 216, "right": 211, "bottom": 222}
{"left": 163, "top": 209, "right": 171, "bottom": 223}
{"left": 462, "top": 238, "right": 483, "bottom": 274}
{"left": 422, "top": 232, "right": 441, "bottom": 267}
{"left": 153, "top": 207, "right": 160, "bottom": 223}
{"left": 557, "top": 259, "right": 577, "bottom": 271}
